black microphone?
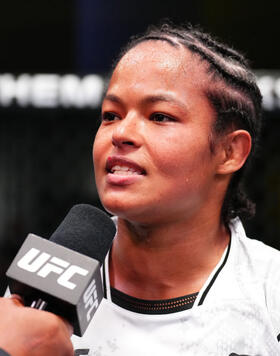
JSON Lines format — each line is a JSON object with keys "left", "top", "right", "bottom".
{"left": 6, "top": 204, "right": 116, "bottom": 336}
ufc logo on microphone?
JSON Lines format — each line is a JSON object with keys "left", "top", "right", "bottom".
{"left": 83, "top": 279, "right": 99, "bottom": 322}
{"left": 17, "top": 248, "right": 89, "bottom": 290}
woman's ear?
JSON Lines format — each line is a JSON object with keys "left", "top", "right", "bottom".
{"left": 216, "top": 130, "right": 252, "bottom": 175}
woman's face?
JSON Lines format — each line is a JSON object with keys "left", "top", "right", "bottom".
{"left": 93, "top": 41, "right": 222, "bottom": 224}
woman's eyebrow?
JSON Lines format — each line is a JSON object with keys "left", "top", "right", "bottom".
{"left": 103, "top": 93, "right": 122, "bottom": 104}
{"left": 141, "top": 94, "right": 189, "bottom": 111}
{"left": 104, "top": 93, "right": 189, "bottom": 112}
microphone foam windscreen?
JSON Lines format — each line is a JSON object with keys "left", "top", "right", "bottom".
{"left": 49, "top": 204, "right": 116, "bottom": 264}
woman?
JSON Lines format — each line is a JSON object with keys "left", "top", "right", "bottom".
{"left": 73, "top": 23, "right": 280, "bottom": 355}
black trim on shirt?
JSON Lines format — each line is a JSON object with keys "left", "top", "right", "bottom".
{"left": 198, "top": 237, "right": 231, "bottom": 306}
{"left": 102, "top": 261, "right": 107, "bottom": 299}
{"left": 110, "top": 287, "right": 198, "bottom": 314}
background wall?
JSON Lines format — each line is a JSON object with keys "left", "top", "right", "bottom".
{"left": 0, "top": 0, "right": 280, "bottom": 294}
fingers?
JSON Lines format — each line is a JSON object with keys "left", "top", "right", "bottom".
{"left": 0, "top": 296, "right": 74, "bottom": 356}
{"left": 7, "top": 295, "right": 73, "bottom": 337}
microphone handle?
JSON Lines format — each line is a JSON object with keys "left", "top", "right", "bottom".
{"left": 31, "top": 299, "right": 48, "bottom": 310}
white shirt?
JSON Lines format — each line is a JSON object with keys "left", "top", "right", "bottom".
{"left": 72, "top": 218, "right": 280, "bottom": 356}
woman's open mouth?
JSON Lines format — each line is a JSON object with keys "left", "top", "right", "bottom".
{"left": 105, "top": 156, "right": 146, "bottom": 185}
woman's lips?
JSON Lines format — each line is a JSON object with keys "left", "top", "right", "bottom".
{"left": 106, "top": 156, "right": 146, "bottom": 175}
{"left": 105, "top": 156, "right": 146, "bottom": 185}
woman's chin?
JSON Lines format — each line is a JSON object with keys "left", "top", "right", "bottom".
{"left": 100, "top": 198, "right": 150, "bottom": 223}
{"left": 100, "top": 198, "right": 133, "bottom": 218}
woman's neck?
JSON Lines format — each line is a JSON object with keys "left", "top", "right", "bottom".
{"left": 109, "top": 213, "right": 230, "bottom": 300}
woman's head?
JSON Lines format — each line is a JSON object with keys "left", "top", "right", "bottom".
{"left": 94, "top": 23, "right": 262, "bottom": 225}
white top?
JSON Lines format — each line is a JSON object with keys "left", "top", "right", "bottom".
{"left": 72, "top": 218, "right": 280, "bottom": 356}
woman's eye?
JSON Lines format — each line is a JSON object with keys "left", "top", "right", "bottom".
{"left": 102, "top": 112, "right": 120, "bottom": 122}
{"left": 150, "top": 113, "right": 175, "bottom": 122}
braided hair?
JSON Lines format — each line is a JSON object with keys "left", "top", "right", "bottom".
{"left": 113, "top": 23, "right": 263, "bottom": 225}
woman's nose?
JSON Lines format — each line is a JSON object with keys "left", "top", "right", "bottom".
{"left": 112, "top": 114, "right": 142, "bottom": 149}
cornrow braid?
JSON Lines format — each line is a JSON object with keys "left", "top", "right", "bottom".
{"left": 189, "top": 29, "right": 249, "bottom": 66}
{"left": 113, "top": 23, "right": 263, "bottom": 225}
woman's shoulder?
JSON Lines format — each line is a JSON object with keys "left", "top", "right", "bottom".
{"left": 229, "top": 218, "right": 280, "bottom": 287}
{"left": 230, "top": 217, "right": 280, "bottom": 263}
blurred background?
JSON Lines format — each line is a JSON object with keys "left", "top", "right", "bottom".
{"left": 0, "top": 0, "right": 280, "bottom": 294}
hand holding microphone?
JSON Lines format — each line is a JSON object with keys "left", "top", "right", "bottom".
{"left": 5, "top": 204, "right": 116, "bottom": 340}
{"left": 0, "top": 295, "right": 73, "bottom": 356}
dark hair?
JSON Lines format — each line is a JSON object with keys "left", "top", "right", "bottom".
{"left": 113, "top": 22, "right": 263, "bottom": 225}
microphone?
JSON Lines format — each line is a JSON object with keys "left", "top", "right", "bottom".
{"left": 6, "top": 204, "right": 116, "bottom": 336}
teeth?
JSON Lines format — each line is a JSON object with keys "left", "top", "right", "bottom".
{"left": 111, "top": 165, "right": 141, "bottom": 175}
{"left": 111, "top": 165, "right": 128, "bottom": 172}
